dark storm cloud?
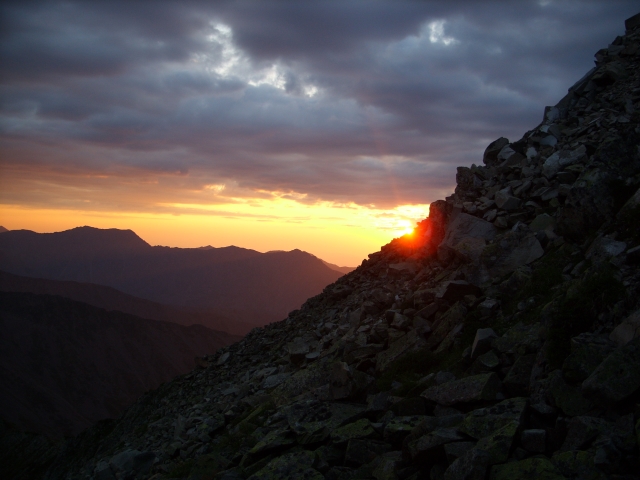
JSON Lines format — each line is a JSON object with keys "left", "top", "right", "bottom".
{"left": 1, "top": 0, "right": 639, "bottom": 209}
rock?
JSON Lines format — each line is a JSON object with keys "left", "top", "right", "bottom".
{"left": 521, "top": 429, "right": 546, "bottom": 453}
{"left": 406, "top": 428, "right": 466, "bottom": 464}
{"left": 503, "top": 354, "right": 536, "bottom": 396}
{"left": 288, "top": 339, "right": 310, "bottom": 364}
{"left": 330, "top": 418, "right": 376, "bottom": 445}
{"left": 458, "top": 397, "right": 527, "bottom": 439}
{"left": 391, "top": 397, "right": 426, "bottom": 416}
{"left": 421, "top": 373, "right": 502, "bottom": 406}
{"left": 443, "top": 448, "right": 490, "bottom": 480}
{"left": 562, "top": 333, "right": 615, "bottom": 383}
{"left": 436, "top": 280, "right": 481, "bottom": 302}
{"left": 217, "top": 352, "right": 231, "bottom": 365}
{"left": 443, "top": 441, "right": 475, "bottom": 462}
{"left": 475, "top": 420, "right": 520, "bottom": 464}
{"left": 586, "top": 236, "right": 627, "bottom": 262}
{"left": 471, "top": 350, "right": 500, "bottom": 372}
{"left": 479, "top": 231, "right": 544, "bottom": 280}
{"left": 551, "top": 450, "right": 601, "bottom": 480}
{"left": 477, "top": 298, "right": 499, "bottom": 317}
{"left": 529, "top": 213, "right": 556, "bottom": 232}
{"left": 609, "top": 309, "right": 640, "bottom": 346}
{"left": 262, "top": 373, "right": 290, "bottom": 390}
{"left": 492, "top": 323, "right": 541, "bottom": 355}
{"left": 371, "top": 451, "right": 402, "bottom": 480}
{"left": 547, "top": 369, "right": 592, "bottom": 417}
{"left": 560, "top": 415, "right": 612, "bottom": 452}
{"left": 494, "top": 189, "right": 521, "bottom": 211}
{"left": 581, "top": 340, "right": 640, "bottom": 404}
{"left": 438, "top": 213, "right": 497, "bottom": 263}
{"left": 376, "top": 330, "right": 426, "bottom": 374}
{"left": 344, "top": 439, "right": 390, "bottom": 467}
{"left": 471, "top": 328, "right": 498, "bottom": 359}
{"left": 383, "top": 416, "right": 428, "bottom": 446}
{"left": 390, "top": 313, "right": 411, "bottom": 330}
{"left": 427, "top": 302, "right": 467, "bottom": 350}
{"left": 483, "top": 137, "right": 510, "bottom": 167}
{"left": 489, "top": 457, "right": 565, "bottom": 480}
{"left": 247, "top": 450, "right": 322, "bottom": 480}
{"left": 416, "top": 302, "right": 439, "bottom": 320}
{"left": 542, "top": 145, "right": 587, "bottom": 178}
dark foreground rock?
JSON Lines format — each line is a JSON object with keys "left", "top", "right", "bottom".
{"left": 7, "top": 13, "right": 640, "bottom": 480}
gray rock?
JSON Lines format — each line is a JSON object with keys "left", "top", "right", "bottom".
{"left": 471, "top": 328, "right": 497, "bottom": 359}
{"left": 492, "top": 322, "right": 541, "bottom": 355}
{"left": 436, "top": 281, "right": 481, "bottom": 302}
{"left": 610, "top": 309, "right": 640, "bottom": 346}
{"left": 458, "top": 397, "right": 528, "bottom": 439}
{"left": 582, "top": 340, "right": 640, "bottom": 404}
{"left": 529, "top": 213, "right": 556, "bottom": 232}
{"left": 521, "top": 429, "right": 546, "bottom": 453}
{"left": 483, "top": 137, "right": 510, "bottom": 167}
{"left": 444, "top": 448, "right": 490, "bottom": 480}
{"left": 406, "top": 428, "right": 466, "bottom": 464}
{"left": 438, "top": 213, "right": 497, "bottom": 262}
{"left": 560, "top": 416, "right": 611, "bottom": 452}
{"left": 495, "top": 190, "right": 522, "bottom": 211}
{"left": 262, "top": 373, "right": 290, "bottom": 390}
{"left": 542, "top": 145, "right": 587, "bottom": 178}
{"left": 421, "top": 373, "right": 502, "bottom": 406}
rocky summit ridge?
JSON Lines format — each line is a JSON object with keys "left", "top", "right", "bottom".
{"left": 16, "top": 13, "right": 640, "bottom": 480}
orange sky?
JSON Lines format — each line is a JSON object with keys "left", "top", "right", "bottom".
{"left": 0, "top": 200, "right": 431, "bottom": 267}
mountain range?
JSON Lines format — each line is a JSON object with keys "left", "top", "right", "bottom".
{"left": 0, "top": 226, "right": 350, "bottom": 333}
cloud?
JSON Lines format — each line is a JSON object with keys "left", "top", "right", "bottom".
{"left": 1, "top": 0, "right": 639, "bottom": 212}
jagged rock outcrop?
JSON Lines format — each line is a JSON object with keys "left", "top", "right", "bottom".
{"left": 13, "top": 13, "right": 640, "bottom": 480}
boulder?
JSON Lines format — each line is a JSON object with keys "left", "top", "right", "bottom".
{"left": 443, "top": 448, "right": 490, "bottom": 480}
{"left": 492, "top": 323, "right": 541, "bottom": 355}
{"left": 421, "top": 373, "right": 502, "bottom": 406}
{"left": 330, "top": 418, "right": 376, "bottom": 444}
{"left": 247, "top": 451, "right": 322, "bottom": 480}
{"left": 483, "top": 137, "right": 510, "bottom": 167}
{"left": 547, "top": 370, "right": 592, "bottom": 417}
{"left": 458, "top": 397, "right": 527, "bottom": 440}
{"left": 406, "top": 428, "right": 466, "bottom": 464}
{"left": 610, "top": 309, "right": 640, "bottom": 346}
{"left": 438, "top": 213, "right": 497, "bottom": 262}
{"left": 471, "top": 328, "right": 498, "bottom": 359}
{"left": 494, "top": 190, "right": 521, "bottom": 211}
{"left": 436, "top": 281, "right": 481, "bottom": 302}
{"left": 503, "top": 354, "right": 536, "bottom": 396}
{"left": 475, "top": 420, "right": 520, "bottom": 464}
{"left": 581, "top": 340, "right": 640, "bottom": 404}
{"left": 376, "top": 330, "right": 426, "bottom": 374}
{"left": 521, "top": 429, "right": 546, "bottom": 453}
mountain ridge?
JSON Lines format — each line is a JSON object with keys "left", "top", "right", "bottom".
{"left": 0, "top": 227, "right": 345, "bottom": 331}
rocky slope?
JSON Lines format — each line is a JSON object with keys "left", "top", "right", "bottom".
{"left": 0, "top": 228, "right": 345, "bottom": 332}
{"left": 25, "top": 13, "right": 640, "bottom": 480}
{"left": 0, "top": 292, "right": 239, "bottom": 438}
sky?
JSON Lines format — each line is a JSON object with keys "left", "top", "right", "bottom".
{"left": 1, "top": 0, "right": 638, "bottom": 266}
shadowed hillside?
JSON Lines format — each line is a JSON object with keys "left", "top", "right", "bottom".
{"left": 0, "top": 270, "right": 253, "bottom": 336}
{"left": 0, "top": 228, "right": 345, "bottom": 331}
{"left": 0, "top": 292, "right": 239, "bottom": 438}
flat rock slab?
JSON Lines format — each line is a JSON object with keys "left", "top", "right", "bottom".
{"left": 422, "top": 373, "right": 502, "bottom": 406}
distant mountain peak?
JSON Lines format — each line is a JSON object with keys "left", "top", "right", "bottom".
{"left": 0, "top": 226, "right": 8, "bottom": 233}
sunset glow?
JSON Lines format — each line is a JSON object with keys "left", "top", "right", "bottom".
{"left": 0, "top": 200, "right": 430, "bottom": 267}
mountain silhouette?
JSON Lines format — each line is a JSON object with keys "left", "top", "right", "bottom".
{"left": 0, "top": 227, "right": 345, "bottom": 331}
